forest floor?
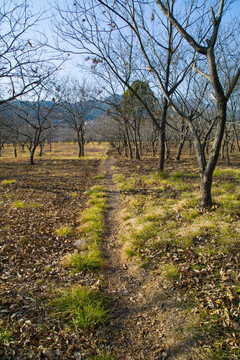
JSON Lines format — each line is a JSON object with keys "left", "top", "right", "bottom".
{"left": 0, "top": 143, "right": 239, "bottom": 359}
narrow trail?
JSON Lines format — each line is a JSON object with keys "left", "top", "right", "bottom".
{"left": 100, "top": 155, "right": 171, "bottom": 360}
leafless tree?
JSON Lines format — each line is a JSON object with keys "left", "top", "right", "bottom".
{"left": 153, "top": 0, "right": 240, "bottom": 208}
{"left": 57, "top": 78, "right": 99, "bottom": 157}
{"left": 0, "top": 0, "right": 63, "bottom": 106}
{"left": 12, "top": 81, "right": 60, "bottom": 164}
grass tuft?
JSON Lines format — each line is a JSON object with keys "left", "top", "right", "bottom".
{"left": 48, "top": 286, "right": 109, "bottom": 330}
{"left": 2, "top": 179, "right": 16, "bottom": 185}
{"left": 0, "top": 325, "right": 11, "bottom": 345}
{"left": 91, "top": 349, "right": 115, "bottom": 360}
{"left": 62, "top": 248, "right": 102, "bottom": 272}
{"left": 55, "top": 226, "right": 73, "bottom": 238}
{"left": 93, "top": 174, "right": 105, "bottom": 180}
{"left": 161, "top": 263, "right": 180, "bottom": 280}
{"left": 13, "top": 200, "right": 27, "bottom": 208}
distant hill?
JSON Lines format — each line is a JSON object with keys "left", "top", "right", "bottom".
{"left": 0, "top": 95, "right": 122, "bottom": 123}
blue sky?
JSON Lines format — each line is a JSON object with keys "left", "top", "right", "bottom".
{"left": 29, "top": 0, "right": 240, "bottom": 82}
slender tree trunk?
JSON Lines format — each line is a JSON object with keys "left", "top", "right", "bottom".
{"left": 30, "top": 148, "right": 36, "bottom": 165}
{"left": 125, "top": 127, "right": 133, "bottom": 159}
{"left": 165, "top": 139, "right": 171, "bottom": 159}
{"left": 158, "top": 95, "right": 168, "bottom": 170}
{"left": 81, "top": 133, "right": 85, "bottom": 157}
{"left": 77, "top": 131, "right": 82, "bottom": 157}
{"left": 134, "top": 129, "right": 141, "bottom": 160}
{"left": 49, "top": 134, "right": 52, "bottom": 152}
{"left": 152, "top": 139, "right": 156, "bottom": 157}
{"left": 233, "top": 125, "right": 240, "bottom": 152}
{"left": 39, "top": 143, "right": 44, "bottom": 157}
{"left": 221, "top": 140, "right": 225, "bottom": 158}
{"left": 199, "top": 172, "right": 213, "bottom": 209}
{"left": 176, "top": 135, "right": 186, "bottom": 161}
{"left": 225, "top": 140, "right": 230, "bottom": 165}
{"left": 14, "top": 143, "right": 17, "bottom": 158}
{"left": 198, "top": 103, "right": 227, "bottom": 209}
{"left": 123, "top": 135, "right": 128, "bottom": 157}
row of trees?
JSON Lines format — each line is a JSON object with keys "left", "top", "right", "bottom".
{"left": 52, "top": 0, "right": 240, "bottom": 208}
{"left": 0, "top": 78, "right": 99, "bottom": 164}
{"left": 1, "top": 77, "right": 239, "bottom": 168}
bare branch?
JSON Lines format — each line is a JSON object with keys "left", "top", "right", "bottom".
{"left": 193, "top": 62, "right": 211, "bottom": 82}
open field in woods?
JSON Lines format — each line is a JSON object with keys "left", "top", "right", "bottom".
{"left": 0, "top": 143, "right": 239, "bottom": 359}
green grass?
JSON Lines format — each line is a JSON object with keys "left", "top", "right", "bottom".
{"left": 125, "top": 248, "right": 136, "bottom": 257}
{"left": 93, "top": 174, "right": 105, "bottom": 180}
{"left": 1, "top": 179, "right": 16, "bottom": 185}
{"left": 48, "top": 286, "right": 109, "bottom": 330}
{"left": 79, "top": 185, "right": 106, "bottom": 243}
{"left": 87, "top": 185, "right": 106, "bottom": 196}
{"left": 13, "top": 200, "right": 27, "bottom": 208}
{"left": 55, "top": 226, "right": 73, "bottom": 238}
{"left": 213, "top": 168, "right": 240, "bottom": 180}
{"left": 0, "top": 325, "right": 11, "bottom": 345}
{"left": 91, "top": 350, "right": 115, "bottom": 360}
{"left": 12, "top": 200, "right": 42, "bottom": 209}
{"left": 29, "top": 202, "right": 42, "bottom": 208}
{"left": 152, "top": 171, "right": 170, "bottom": 180}
{"left": 62, "top": 247, "right": 102, "bottom": 272}
{"left": 62, "top": 184, "right": 106, "bottom": 273}
{"left": 113, "top": 164, "right": 240, "bottom": 359}
{"left": 161, "top": 263, "right": 180, "bottom": 280}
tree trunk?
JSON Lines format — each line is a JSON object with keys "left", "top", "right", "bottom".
{"left": 30, "top": 149, "right": 36, "bottom": 165}
{"left": 158, "top": 98, "right": 168, "bottom": 171}
{"left": 198, "top": 103, "right": 227, "bottom": 209}
{"left": 176, "top": 136, "right": 186, "bottom": 161}
{"left": 233, "top": 125, "right": 240, "bottom": 152}
{"left": 81, "top": 134, "right": 85, "bottom": 157}
{"left": 165, "top": 140, "right": 170, "bottom": 159}
{"left": 125, "top": 128, "right": 133, "bottom": 159}
{"left": 14, "top": 143, "right": 17, "bottom": 158}
{"left": 225, "top": 140, "right": 230, "bottom": 165}
{"left": 134, "top": 130, "right": 141, "bottom": 160}
{"left": 77, "top": 131, "right": 82, "bottom": 157}
{"left": 188, "top": 140, "right": 192, "bottom": 155}
{"left": 123, "top": 135, "right": 128, "bottom": 157}
{"left": 152, "top": 139, "right": 156, "bottom": 157}
{"left": 39, "top": 143, "right": 44, "bottom": 157}
{"left": 199, "top": 172, "right": 213, "bottom": 209}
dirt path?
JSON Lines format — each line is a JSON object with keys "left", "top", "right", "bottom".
{"left": 100, "top": 156, "right": 171, "bottom": 360}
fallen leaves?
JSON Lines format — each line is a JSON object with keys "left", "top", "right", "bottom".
{"left": 0, "top": 158, "right": 103, "bottom": 358}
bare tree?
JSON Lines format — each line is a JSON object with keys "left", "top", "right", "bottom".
{"left": 0, "top": 0, "right": 63, "bottom": 106}
{"left": 13, "top": 81, "right": 60, "bottom": 165}
{"left": 153, "top": 0, "right": 240, "bottom": 208}
{"left": 58, "top": 78, "right": 99, "bottom": 157}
